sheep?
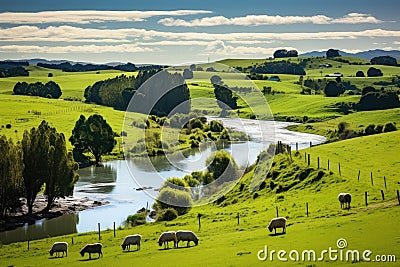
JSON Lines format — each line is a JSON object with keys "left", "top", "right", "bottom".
{"left": 338, "top": 193, "right": 352, "bottom": 210}
{"left": 176, "top": 230, "right": 199, "bottom": 247}
{"left": 79, "top": 243, "right": 103, "bottom": 259}
{"left": 267, "top": 217, "right": 287, "bottom": 234}
{"left": 49, "top": 242, "right": 68, "bottom": 257}
{"left": 157, "top": 231, "right": 177, "bottom": 249}
{"left": 121, "top": 234, "right": 142, "bottom": 251}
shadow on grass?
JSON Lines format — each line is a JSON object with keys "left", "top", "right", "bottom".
{"left": 268, "top": 232, "right": 286, "bottom": 237}
{"left": 79, "top": 257, "right": 101, "bottom": 262}
{"left": 48, "top": 256, "right": 67, "bottom": 259}
{"left": 122, "top": 249, "right": 140, "bottom": 253}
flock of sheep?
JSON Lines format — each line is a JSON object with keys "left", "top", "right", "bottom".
{"left": 48, "top": 230, "right": 199, "bottom": 259}
{"left": 49, "top": 192, "right": 352, "bottom": 259}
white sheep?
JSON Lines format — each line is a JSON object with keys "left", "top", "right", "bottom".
{"left": 121, "top": 234, "right": 142, "bottom": 251}
{"left": 157, "top": 231, "right": 176, "bottom": 249}
{"left": 176, "top": 230, "right": 199, "bottom": 247}
{"left": 80, "top": 243, "right": 103, "bottom": 259}
{"left": 267, "top": 217, "right": 287, "bottom": 234}
{"left": 49, "top": 242, "right": 68, "bottom": 257}
{"left": 338, "top": 193, "right": 352, "bottom": 210}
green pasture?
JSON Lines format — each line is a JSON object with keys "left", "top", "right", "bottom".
{"left": 0, "top": 66, "right": 137, "bottom": 99}
{"left": 1, "top": 130, "right": 400, "bottom": 266}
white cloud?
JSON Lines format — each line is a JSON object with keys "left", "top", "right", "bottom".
{"left": 1, "top": 26, "right": 399, "bottom": 44}
{"left": 0, "top": 10, "right": 212, "bottom": 24}
{"left": 0, "top": 44, "right": 154, "bottom": 53}
{"left": 158, "top": 13, "right": 383, "bottom": 27}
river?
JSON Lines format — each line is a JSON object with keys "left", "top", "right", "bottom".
{"left": 0, "top": 118, "right": 325, "bottom": 244}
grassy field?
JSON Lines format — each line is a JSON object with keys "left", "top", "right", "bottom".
{"left": 1, "top": 131, "right": 399, "bottom": 266}
{"left": 0, "top": 66, "right": 137, "bottom": 99}
{"left": 0, "top": 59, "right": 399, "bottom": 266}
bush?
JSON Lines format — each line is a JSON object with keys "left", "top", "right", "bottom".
{"left": 155, "top": 188, "right": 193, "bottom": 215}
{"left": 5, "top": 123, "right": 11, "bottom": 129}
{"left": 364, "top": 124, "right": 376, "bottom": 135}
{"left": 125, "top": 213, "right": 146, "bottom": 226}
{"left": 156, "top": 208, "right": 178, "bottom": 221}
{"left": 356, "top": 70, "right": 365, "bottom": 77}
{"left": 384, "top": 122, "right": 397, "bottom": 132}
{"left": 367, "top": 67, "right": 383, "bottom": 77}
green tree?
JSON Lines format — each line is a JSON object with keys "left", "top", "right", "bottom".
{"left": 69, "top": 114, "right": 116, "bottom": 165}
{"left": 44, "top": 126, "right": 79, "bottom": 210}
{"left": 324, "top": 81, "right": 344, "bottom": 97}
{"left": 0, "top": 136, "right": 24, "bottom": 218}
{"left": 22, "top": 122, "right": 50, "bottom": 214}
{"left": 205, "top": 150, "right": 239, "bottom": 183}
{"left": 155, "top": 188, "right": 193, "bottom": 215}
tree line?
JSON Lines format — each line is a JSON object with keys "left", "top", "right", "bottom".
{"left": 13, "top": 81, "right": 62, "bottom": 99}
{"left": 0, "top": 61, "right": 29, "bottom": 78}
{"left": 84, "top": 70, "right": 191, "bottom": 116}
{"left": 37, "top": 62, "right": 166, "bottom": 72}
{"left": 0, "top": 121, "right": 79, "bottom": 218}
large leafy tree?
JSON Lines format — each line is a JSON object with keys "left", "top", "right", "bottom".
{"left": 22, "top": 121, "right": 79, "bottom": 213}
{"left": 44, "top": 127, "right": 79, "bottom": 210}
{"left": 22, "top": 122, "right": 50, "bottom": 214}
{"left": 0, "top": 136, "right": 24, "bottom": 218}
{"left": 69, "top": 114, "right": 116, "bottom": 165}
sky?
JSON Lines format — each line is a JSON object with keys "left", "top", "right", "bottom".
{"left": 0, "top": 0, "right": 399, "bottom": 65}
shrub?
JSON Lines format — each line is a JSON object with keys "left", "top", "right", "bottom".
{"left": 356, "top": 70, "right": 365, "bottom": 77}
{"left": 155, "top": 188, "right": 193, "bottom": 215}
{"left": 156, "top": 208, "right": 178, "bottom": 221}
{"left": 367, "top": 67, "right": 383, "bottom": 77}
{"left": 125, "top": 213, "right": 146, "bottom": 226}
{"left": 384, "top": 122, "right": 397, "bottom": 132}
{"left": 364, "top": 124, "right": 376, "bottom": 135}
{"left": 5, "top": 123, "right": 11, "bottom": 129}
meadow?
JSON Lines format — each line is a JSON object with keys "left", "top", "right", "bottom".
{"left": 0, "top": 57, "right": 399, "bottom": 266}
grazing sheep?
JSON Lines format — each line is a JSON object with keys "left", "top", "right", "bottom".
{"left": 157, "top": 231, "right": 176, "bottom": 249}
{"left": 267, "top": 217, "right": 287, "bottom": 234}
{"left": 176, "top": 230, "right": 199, "bottom": 247}
{"left": 338, "top": 193, "right": 352, "bottom": 210}
{"left": 79, "top": 243, "right": 103, "bottom": 259}
{"left": 121, "top": 234, "right": 142, "bottom": 251}
{"left": 49, "top": 242, "right": 68, "bottom": 257}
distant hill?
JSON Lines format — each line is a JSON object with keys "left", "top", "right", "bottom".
{"left": 301, "top": 49, "right": 400, "bottom": 60}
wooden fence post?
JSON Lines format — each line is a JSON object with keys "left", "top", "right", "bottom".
{"left": 397, "top": 190, "right": 400, "bottom": 205}
{"left": 365, "top": 192, "right": 368, "bottom": 206}
{"left": 370, "top": 172, "right": 373, "bottom": 186}
{"left": 357, "top": 170, "right": 360, "bottom": 182}
{"left": 307, "top": 154, "right": 310, "bottom": 166}
{"left": 380, "top": 190, "right": 385, "bottom": 201}
{"left": 304, "top": 152, "right": 307, "bottom": 162}
{"left": 113, "top": 222, "right": 116, "bottom": 238}
{"left": 98, "top": 223, "right": 101, "bottom": 240}
{"left": 317, "top": 157, "right": 320, "bottom": 169}
{"left": 306, "top": 202, "right": 309, "bottom": 217}
{"left": 296, "top": 142, "right": 298, "bottom": 152}
{"left": 276, "top": 206, "right": 279, "bottom": 217}
{"left": 384, "top": 176, "right": 387, "bottom": 190}
{"left": 309, "top": 141, "right": 312, "bottom": 147}
{"left": 338, "top": 163, "right": 341, "bottom": 176}
{"left": 27, "top": 240, "right": 30, "bottom": 250}
{"left": 237, "top": 213, "right": 240, "bottom": 225}
{"left": 327, "top": 159, "right": 330, "bottom": 170}
{"left": 198, "top": 213, "right": 201, "bottom": 231}
{"left": 72, "top": 237, "right": 74, "bottom": 245}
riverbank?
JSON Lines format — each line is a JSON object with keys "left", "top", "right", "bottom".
{"left": 0, "top": 194, "right": 109, "bottom": 232}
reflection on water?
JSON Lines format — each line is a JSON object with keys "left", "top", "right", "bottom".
{"left": 0, "top": 214, "right": 78, "bottom": 244}
{"left": 0, "top": 119, "right": 326, "bottom": 244}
